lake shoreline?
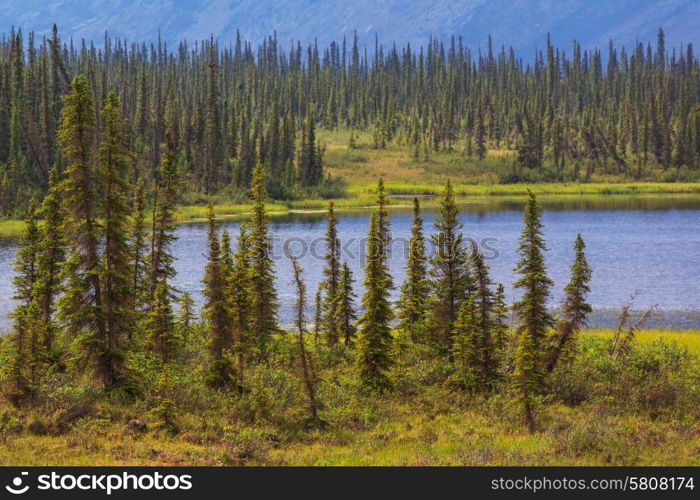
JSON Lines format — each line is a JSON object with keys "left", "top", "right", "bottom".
{"left": 3, "top": 182, "right": 700, "bottom": 238}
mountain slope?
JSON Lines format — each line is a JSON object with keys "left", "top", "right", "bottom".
{"left": 1, "top": 0, "right": 698, "bottom": 55}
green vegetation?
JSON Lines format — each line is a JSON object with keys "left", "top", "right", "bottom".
{"left": 0, "top": 329, "right": 697, "bottom": 466}
{"left": 0, "top": 27, "right": 698, "bottom": 467}
{"left": 1, "top": 26, "right": 699, "bottom": 221}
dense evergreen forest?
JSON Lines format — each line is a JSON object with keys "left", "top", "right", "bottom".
{"left": 1, "top": 26, "right": 699, "bottom": 217}
{"left": 2, "top": 67, "right": 594, "bottom": 429}
{"left": 0, "top": 39, "right": 698, "bottom": 463}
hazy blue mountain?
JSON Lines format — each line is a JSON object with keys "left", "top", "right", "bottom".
{"left": 2, "top": 0, "right": 698, "bottom": 55}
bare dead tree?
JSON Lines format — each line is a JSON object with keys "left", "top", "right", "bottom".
{"left": 610, "top": 292, "right": 657, "bottom": 360}
{"left": 289, "top": 256, "right": 323, "bottom": 430}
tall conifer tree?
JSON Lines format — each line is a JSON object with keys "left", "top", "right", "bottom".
{"left": 512, "top": 191, "right": 553, "bottom": 431}
{"left": 336, "top": 262, "right": 358, "bottom": 346}
{"left": 248, "top": 164, "right": 278, "bottom": 355}
{"left": 34, "top": 167, "right": 64, "bottom": 355}
{"left": 356, "top": 180, "right": 394, "bottom": 393}
{"left": 546, "top": 234, "right": 592, "bottom": 372}
{"left": 428, "top": 181, "right": 470, "bottom": 354}
{"left": 202, "top": 205, "right": 235, "bottom": 388}
{"left": 97, "top": 91, "right": 134, "bottom": 379}
{"left": 57, "top": 75, "right": 115, "bottom": 388}
{"left": 322, "top": 200, "right": 342, "bottom": 345}
{"left": 397, "top": 197, "right": 430, "bottom": 339}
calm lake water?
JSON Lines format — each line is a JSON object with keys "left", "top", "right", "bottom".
{"left": 1, "top": 195, "right": 700, "bottom": 331}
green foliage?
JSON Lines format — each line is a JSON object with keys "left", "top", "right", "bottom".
{"left": 1, "top": 28, "right": 700, "bottom": 218}
{"left": 129, "top": 178, "right": 148, "bottom": 310}
{"left": 450, "top": 296, "right": 482, "bottom": 391}
{"left": 546, "top": 234, "right": 593, "bottom": 372}
{"left": 248, "top": 164, "right": 278, "bottom": 355}
{"left": 58, "top": 77, "right": 132, "bottom": 390}
{"left": 397, "top": 197, "right": 430, "bottom": 339}
{"left": 150, "top": 371, "right": 178, "bottom": 435}
{"left": 551, "top": 336, "right": 700, "bottom": 420}
{"left": 148, "top": 280, "right": 179, "bottom": 364}
{"left": 322, "top": 201, "right": 342, "bottom": 345}
{"left": 202, "top": 204, "right": 235, "bottom": 389}
{"left": 7, "top": 215, "right": 42, "bottom": 402}
{"left": 512, "top": 191, "right": 554, "bottom": 431}
{"left": 427, "top": 181, "right": 471, "bottom": 353}
{"left": 97, "top": 91, "right": 134, "bottom": 382}
{"left": 335, "top": 263, "right": 358, "bottom": 346}
{"left": 177, "top": 291, "right": 196, "bottom": 336}
{"left": 148, "top": 131, "right": 179, "bottom": 302}
{"left": 356, "top": 181, "right": 394, "bottom": 394}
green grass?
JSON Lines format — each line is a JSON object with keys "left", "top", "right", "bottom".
{"left": 0, "top": 328, "right": 697, "bottom": 466}
{"left": 2, "top": 126, "right": 699, "bottom": 237}
{"left": 176, "top": 202, "right": 289, "bottom": 221}
{"left": 319, "top": 128, "right": 700, "bottom": 193}
{"left": 584, "top": 328, "right": 700, "bottom": 357}
{"left": 0, "top": 219, "right": 36, "bottom": 239}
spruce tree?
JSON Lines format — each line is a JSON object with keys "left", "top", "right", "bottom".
{"left": 220, "top": 228, "right": 235, "bottom": 283}
{"left": 248, "top": 163, "right": 278, "bottom": 355}
{"left": 356, "top": 208, "right": 393, "bottom": 394}
{"left": 451, "top": 295, "right": 481, "bottom": 390}
{"left": 322, "top": 200, "right": 342, "bottom": 345}
{"left": 313, "top": 284, "right": 324, "bottom": 344}
{"left": 397, "top": 197, "right": 430, "bottom": 339}
{"left": 336, "top": 262, "right": 358, "bottom": 346}
{"left": 57, "top": 75, "right": 113, "bottom": 388}
{"left": 34, "top": 167, "right": 64, "bottom": 355}
{"left": 470, "top": 243, "right": 496, "bottom": 384}
{"left": 202, "top": 204, "right": 235, "bottom": 388}
{"left": 149, "top": 131, "right": 179, "bottom": 302}
{"left": 219, "top": 226, "right": 245, "bottom": 372}
{"left": 427, "top": 180, "right": 470, "bottom": 354}
{"left": 375, "top": 177, "right": 391, "bottom": 251}
{"left": 97, "top": 91, "right": 134, "bottom": 377}
{"left": 177, "top": 291, "right": 196, "bottom": 341}
{"left": 512, "top": 191, "right": 554, "bottom": 432}
{"left": 299, "top": 111, "right": 322, "bottom": 187}
{"left": 148, "top": 279, "right": 178, "bottom": 363}
{"left": 546, "top": 233, "right": 592, "bottom": 372}
{"left": 230, "top": 223, "right": 251, "bottom": 356}
{"left": 130, "top": 178, "right": 148, "bottom": 309}
{"left": 491, "top": 283, "right": 510, "bottom": 371}
{"left": 7, "top": 214, "right": 41, "bottom": 402}
{"left": 151, "top": 371, "right": 178, "bottom": 434}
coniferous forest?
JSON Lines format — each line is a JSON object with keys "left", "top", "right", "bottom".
{"left": 0, "top": 25, "right": 698, "bottom": 467}
{"left": 0, "top": 27, "right": 699, "bottom": 218}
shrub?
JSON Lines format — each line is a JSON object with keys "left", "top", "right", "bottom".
{"left": 550, "top": 337, "right": 700, "bottom": 419}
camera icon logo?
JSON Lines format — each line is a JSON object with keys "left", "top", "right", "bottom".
{"left": 5, "top": 472, "right": 30, "bottom": 495}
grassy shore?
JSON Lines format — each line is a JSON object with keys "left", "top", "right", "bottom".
{"left": 2, "top": 183, "right": 699, "bottom": 238}
{"left": 0, "top": 328, "right": 697, "bottom": 466}
{"left": 2, "top": 127, "right": 699, "bottom": 238}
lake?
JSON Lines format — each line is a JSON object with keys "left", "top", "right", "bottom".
{"left": 1, "top": 194, "right": 700, "bottom": 332}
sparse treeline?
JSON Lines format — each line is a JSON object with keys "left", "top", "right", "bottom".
{"left": 1, "top": 26, "right": 700, "bottom": 216}
{"left": 1, "top": 75, "right": 594, "bottom": 431}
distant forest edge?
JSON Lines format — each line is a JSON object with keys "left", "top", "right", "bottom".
{"left": 1, "top": 26, "right": 699, "bottom": 217}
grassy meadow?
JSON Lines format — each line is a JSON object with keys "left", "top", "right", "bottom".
{"left": 2, "top": 127, "right": 700, "bottom": 238}
{"left": 1, "top": 328, "right": 697, "bottom": 466}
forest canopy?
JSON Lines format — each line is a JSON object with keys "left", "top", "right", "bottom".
{"left": 0, "top": 26, "right": 698, "bottom": 218}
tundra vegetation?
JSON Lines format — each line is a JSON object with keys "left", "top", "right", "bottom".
{"left": 0, "top": 28, "right": 698, "bottom": 465}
